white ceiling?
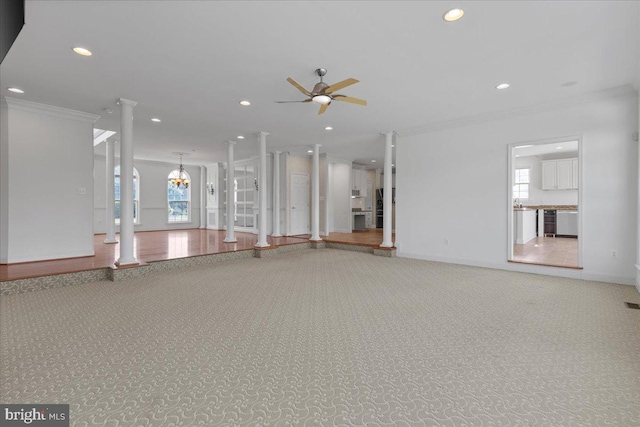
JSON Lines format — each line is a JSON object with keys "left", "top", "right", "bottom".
{"left": 1, "top": 1, "right": 639, "bottom": 166}
{"left": 515, "top": 140, "right": 578, "bottom": 157}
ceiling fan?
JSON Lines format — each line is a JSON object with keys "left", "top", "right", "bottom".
{"left": 275, "top": 68, "right": 367, "bottom": 115}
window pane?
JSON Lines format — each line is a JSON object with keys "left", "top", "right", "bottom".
{"left": 168, "top": 201, "right": 189, "bottom": 222}
{"left": 114, "top": 177, "right": 121, "bottom": 200}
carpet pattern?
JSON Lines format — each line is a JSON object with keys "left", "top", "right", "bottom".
{"left": 1, "top": 249, "right": 639, "bottom": 426}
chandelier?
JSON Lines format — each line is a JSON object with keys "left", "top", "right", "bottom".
{"left": 169, "top": 154, "right": 190, "bottom": 188}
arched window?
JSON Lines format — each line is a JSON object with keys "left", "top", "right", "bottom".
{"left": 168, "top": 169, "right": 191, "bottom": 222}
{"left": 114, "top": 166, "right": 140, "bottom": 224}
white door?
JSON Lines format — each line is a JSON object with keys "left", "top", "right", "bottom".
{"left": 290, "top": 173, "right": 309, "bottom": 235}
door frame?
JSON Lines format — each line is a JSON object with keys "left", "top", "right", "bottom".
{"left": 507, "top": 134, "right": 583, "bottom": 267}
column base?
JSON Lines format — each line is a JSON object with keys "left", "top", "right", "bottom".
{"left": 380, "top": 242, "right": 394, "bottom": 248}
{"left": 271, "top": 234, "right": 283, "bottom": 238}
{"left": 255, "top": 242, "right": 270, "bottom": 248}
{"left": 223, "top": 238, "right": 237, "bottom": 243}
{"left": 310, "top": 236, "right": 322, "bottom": 241}
{"left": 104, "top": 238, "right": 118, "bottom": 244}
{"left": 115, "top": 257, "right": 139, "bottom": 267}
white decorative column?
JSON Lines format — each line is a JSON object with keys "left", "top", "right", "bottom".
{"left": 200, "top": 165, "right": 206, "bottom": 229}
{"left": 636, "top": 91, "right": 640, "bottom": 293}
{"left": 380, "top": 132, "right": 394, "bottom": 247}
{"left": 311, "top": 143, "right": 322, "bottom": 241}
{"left": 104, "top": 138, "right": 117, "bottom": 244}
{"left": 224, "top": 141, "right": 237, "bottom": 243}
{"left": 256, "top": 132, "right": 270, "bottom": 247}
{"left": 116, "top": 98, "right": 138, "bottom": 266}
{"left": 272, "top": 151, "right": 282, "bottom": 237}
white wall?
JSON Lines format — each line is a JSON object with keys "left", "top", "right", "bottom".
{"left": 515, "top": 155, "right": 578, "bottom": 206}
{"left": 397, "top": 93, "right": 639, "bottom": 285}
{"left": 1, "top": 98, "right": 98, "bottom": 263}
{"left": 94, "top": 155, "right": 202, "bottom": 233}
{"left": 330, "top": 162, "right": 351, "bottom": 233}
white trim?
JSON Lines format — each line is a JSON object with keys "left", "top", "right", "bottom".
{"left": 399, "top": 85, "right": 638, "bottom": 136}
{"left": 2, "top": 97, "right": 100, "bottom": 123}
{"left": 636, "top": 264, "right": 640, "bottom": 293}
{"left": 397, "top": 251, "right": 635, "bottom": 286}
{"left": 2, "top": 249, "right": 95, "bottom": 264}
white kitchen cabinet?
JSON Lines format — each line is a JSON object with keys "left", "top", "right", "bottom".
{"left": 365, "top": 212, "right": 372, "bottom": 228}
{"left": 542, "top": 162, "right": 557, "bottom": 190}
{"left": 351, "top": 168, "right": 366, "bottom": 197}
{"left": 541, "top": 158, "right": 578, "bottom": 190}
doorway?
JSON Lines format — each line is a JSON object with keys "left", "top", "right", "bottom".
{"left": 290, "top": 173, "right": 309, "bottom": 235}
{"left": 507, "top": 137, "right": 582, "bottom": 268}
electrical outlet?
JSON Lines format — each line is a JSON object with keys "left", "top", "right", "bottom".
{"left": 611, "top": 250, "right": 618, "bottom": 258}
{"left": 78, "top": 187, "right": 87, "bottom": 195}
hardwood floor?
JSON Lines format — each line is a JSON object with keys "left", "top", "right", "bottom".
{"left": 512, "top": 236, "right": 580, "bottom": 269}
{"left": 0, "top": 228, "right": 393, "bottom": 282}
{"left": 0, "top": 229, "right": 308, "bottom": 281}
{"left": 323, "top": 229, "right": 395, "bottom": 247}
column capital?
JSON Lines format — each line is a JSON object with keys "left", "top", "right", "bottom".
{"left": 313, "top": 143, "right": 322, "bottom": 148}
{"left": 117, "top": 98, "right": 138, "bottom": 107}
{"left": 225, "top": 140, "right": 237, "bottom": 146}
{"left": 273, "top": 150, "right": 282, "bottom": 155}
{"left": 259, "top": 131, "right": 270, "bottom": 138}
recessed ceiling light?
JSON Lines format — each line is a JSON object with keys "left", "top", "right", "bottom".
{"left": 239, "top": 100, "right": 251, "bottom": 106}
{"left": 371, "top": 160, "right": 376, "bottom": 163}
{"left": 7, "top": 87, "right": 24, "bottom": 94}
{"left": 307, "top": 150, "right": 313, "bottom": 153}
{"left": 556, "top": 147, "right": 563, "bottom": 150}
{"left": 496, "top": 83, "right": 510, "bottom": 90}
{"left": 151, "top": 118, "right": 161, "bottom": 122}
{"left": 325, "top": 126, "right": 333, "bottom": 131}
{"left": 237, "top": 135, "right": 245, "bottom": 139}
{"left": 443, "top": 8, "right": 464, "bottom": 22}
{"left": 72, "top": 47, "right": 92, "bottom": 56}
{"left": 391, "top": 164, "right": 395, "bottom": 167}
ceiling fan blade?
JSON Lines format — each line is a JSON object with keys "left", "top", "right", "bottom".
{"left": 333, "top": 95, "right": 367, "bottom": 106}
{"left": 274, "top": 99, "right": 312, "bottom": 103}
{"left": 287, "top": 77, "right": 312, "bottom": 96}
{"left": 318, "top": 103, "right": 329, "bottom": 115}
{"left": 325, "top": 78, "right": 359, "bottom": 94}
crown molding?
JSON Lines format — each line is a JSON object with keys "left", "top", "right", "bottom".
{"left": 399, "top": 85, "right": 639, "bottom": 137}
{"left": 1, "top": 97, "right": 100, "bottom": 123}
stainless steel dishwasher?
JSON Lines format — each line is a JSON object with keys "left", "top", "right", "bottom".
{"left": 557, "top": 210, "right": 578, "bottom": 236}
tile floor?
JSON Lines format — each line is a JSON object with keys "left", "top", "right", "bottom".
{"left": 513, "top": 236, "right": 579, "bottom": 268}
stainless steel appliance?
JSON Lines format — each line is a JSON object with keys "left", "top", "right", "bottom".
{"left": 557, "top": 210, "right": 578, "bottom": 236}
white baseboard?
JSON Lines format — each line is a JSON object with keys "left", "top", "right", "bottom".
{"left": 396, "top": 251, "right": 635, "bottom": 286}
{"left": 636, "top": 264, "right": 640, "bottom": 293}
{"left": 4, "top": 249, "right": 95, "bottom": 264}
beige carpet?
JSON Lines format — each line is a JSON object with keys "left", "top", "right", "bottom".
{"left": 1, "top": 249, "right": 639, "bottom": 426}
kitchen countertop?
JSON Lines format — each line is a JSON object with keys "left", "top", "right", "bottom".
{"left": 514, "top": 205, "right": 578, "bottom": 211}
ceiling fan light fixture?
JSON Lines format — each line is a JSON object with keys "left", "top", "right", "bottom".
{"left": 443, "top": 8, "right": 464, "bottom": 22}
{"left": 72, "top": 47, "right": 92, "bottom": 56}
{"left": 312, "top": 95, "right": 331, "bottom": 105}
